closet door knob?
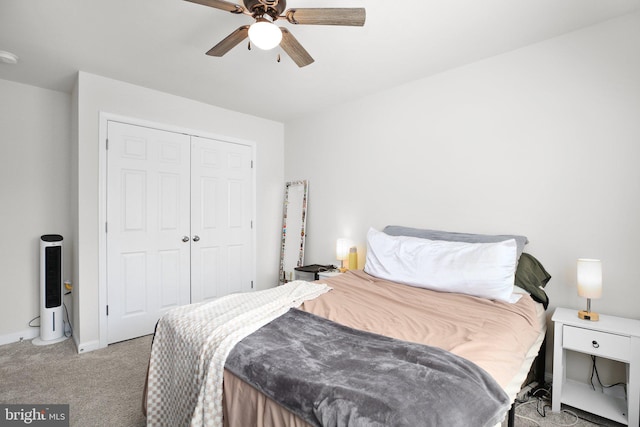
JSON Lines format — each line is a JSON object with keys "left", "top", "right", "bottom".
{"left": 193, "top": 235, "right": 200, "bottom": 242}
{"left": 182, "top": 236, "right": 190, "bottom": 242}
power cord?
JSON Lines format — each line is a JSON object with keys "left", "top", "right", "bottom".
{"left": 590, "top": 355, "right": 626, "bottom": 396}
{"left": 514, "top": 383, "right": 606, "bottom": 426}
{"left": 63, "top": 301, "right": 73, "bottom": 338}
{"left": 28, "top": 315, "right": 40, "bottom": 328}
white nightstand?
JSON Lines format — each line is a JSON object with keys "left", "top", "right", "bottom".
{"left": 317, "top": 271, "right": 342, "bottom": 280}
{"left": 552, "top": 307, "right": 640, "bottom": 426}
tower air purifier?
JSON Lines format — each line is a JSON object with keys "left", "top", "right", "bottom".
{"left": 33, "top": 234, "right": 67, "bottom": 345}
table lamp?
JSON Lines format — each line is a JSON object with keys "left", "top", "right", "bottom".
{"left": 336, "top": 238, "right": 351, "bottom": 273}
{"left": 577, "top": 258, "right": 602, "bottom": 321}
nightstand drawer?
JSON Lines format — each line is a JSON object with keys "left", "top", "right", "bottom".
{"left": 563, "top": 325, "right": 630, "bottom": 361}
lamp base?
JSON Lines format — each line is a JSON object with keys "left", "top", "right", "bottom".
{"left": 338, "top": 267, "right": 347, "bottom": 273}
{"left": 578, "top": 310, "right": 599, "bottom": 321}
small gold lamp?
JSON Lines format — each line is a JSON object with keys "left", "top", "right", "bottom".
{"left": 336, "top": 239, "right": 351, "bottom": 273}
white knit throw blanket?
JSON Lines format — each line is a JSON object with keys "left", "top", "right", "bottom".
{"left": 145, "top": 281, "right": 331, "bottom": 427}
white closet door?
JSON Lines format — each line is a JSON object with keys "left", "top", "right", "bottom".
{"left": 190, "top": 136, "right": 253, "bottom": 303}
{"left": 106, "top": 121, "right": 191, "bottom": 344}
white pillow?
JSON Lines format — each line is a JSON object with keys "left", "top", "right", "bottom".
{"left": 364, "top": 228, "right": 518, "bottom": 302}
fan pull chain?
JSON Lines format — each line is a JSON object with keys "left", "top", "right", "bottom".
{"left": 277, "top": 53, "right": 281, "bottom": 63}
{"left": 248, "top": 41, "right": 251, "bottom": 50}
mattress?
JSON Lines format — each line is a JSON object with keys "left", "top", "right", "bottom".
{"left": 222, "top": 270, "right": 546, "bottom": 427}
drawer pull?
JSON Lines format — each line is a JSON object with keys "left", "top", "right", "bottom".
{"left": 592, "top": 340, "right": 599, "bottom": 349}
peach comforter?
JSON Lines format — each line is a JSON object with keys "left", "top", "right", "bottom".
{"left": 222, "top": 270, "right": 543, "bottom": 427}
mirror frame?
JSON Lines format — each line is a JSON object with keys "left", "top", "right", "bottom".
{"left": 278, "top": 180, "right": 308, "bottom": 285}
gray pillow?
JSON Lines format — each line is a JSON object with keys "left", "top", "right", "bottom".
{"left": 382, "top": 225, "right": 528, "bottom": 260}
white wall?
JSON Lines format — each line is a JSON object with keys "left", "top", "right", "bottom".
{"left": 285, "top": 12, "right": 640, "bottom": 382}
{"left": 74, "top": 72, "right": 284, "bottom": 352}
{"left": 0, "top": 79, "right": 72, "bottom": 344}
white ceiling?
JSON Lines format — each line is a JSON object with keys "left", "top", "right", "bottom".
{"left": 1, "top": 0, "right": 638, "bottom": 122}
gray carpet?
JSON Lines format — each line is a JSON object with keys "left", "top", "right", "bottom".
{"left": 0, "top": 335, "right": 626, "bottom": 427}
{"left": 508, "top": 394, "right": 625, "bottom": 427}
{"left": 0, "top": 336, "right": 150, "bottom": 427}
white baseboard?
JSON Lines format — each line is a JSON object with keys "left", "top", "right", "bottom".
{"left": 0, "top": 328, "right": 40, "bottom": 346}
{"left": 76, "top": 339, "right": 102, "bottom": 354}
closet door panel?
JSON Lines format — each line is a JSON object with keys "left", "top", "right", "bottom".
{"left": 190, "top": 136, "right": 253, "bottom": 303}
{"left": 158, "top": 249, "right": 182, "bottom": 309}
{"left": 106, "top": 121, "right": 254, "bottom": 343}
{"left": 106, "top": 121, "right": 191, "bottom": 344}
{"left": 199, "top": 246, "right": 221, "bottom": 301}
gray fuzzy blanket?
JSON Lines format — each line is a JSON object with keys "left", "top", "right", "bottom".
{"left": 225, "top": 309, "right": 510, "bottom": 427}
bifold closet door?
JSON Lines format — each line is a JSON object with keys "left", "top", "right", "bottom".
{"left": 106, "top": 121, "right": 191, "bottom": 344}
{"left": 190, "top": 136, "right": 253, "bottom": 303}
{"left": 106, "top": 123, "right": 254, "bottom": 343}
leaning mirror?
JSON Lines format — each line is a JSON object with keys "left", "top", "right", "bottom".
{"left": 279, "top": 180, "right": 308, "bottom": 285}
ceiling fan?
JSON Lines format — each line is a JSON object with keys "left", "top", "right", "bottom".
{"left": 185, "top": 0, "right": 366, "bottom": 67}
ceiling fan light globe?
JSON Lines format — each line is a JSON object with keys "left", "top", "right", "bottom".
{"left": 248, "top": 21, "right": 282, "bottom": 50}
{"left": 0, "top": 50, "right": 19, "bottom": 64}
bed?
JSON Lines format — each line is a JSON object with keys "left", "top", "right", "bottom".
{"left": 145, "top": 226, "right": 551, "bottom": 427}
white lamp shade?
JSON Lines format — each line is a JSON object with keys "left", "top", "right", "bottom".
{"left": 577, "top": 258, "right": 602, "bottom": 299}
{"left": 248, "top": 20, "right": 282, "bottom": 50}
{"left": 336, "top": 238, "right": 351, "bottom": 261}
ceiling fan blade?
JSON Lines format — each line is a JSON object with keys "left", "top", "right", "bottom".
{"left": 206, "top": 25, "right": 250, "bottom": 57}
{"left": 184, "top": 0, "right": 245, "bottom": 14}
{"left": 280, "top": 28, "right": 314, "bottom": 68}
{"left": 285, "top": 8, "right": 366, "bottom": 26}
